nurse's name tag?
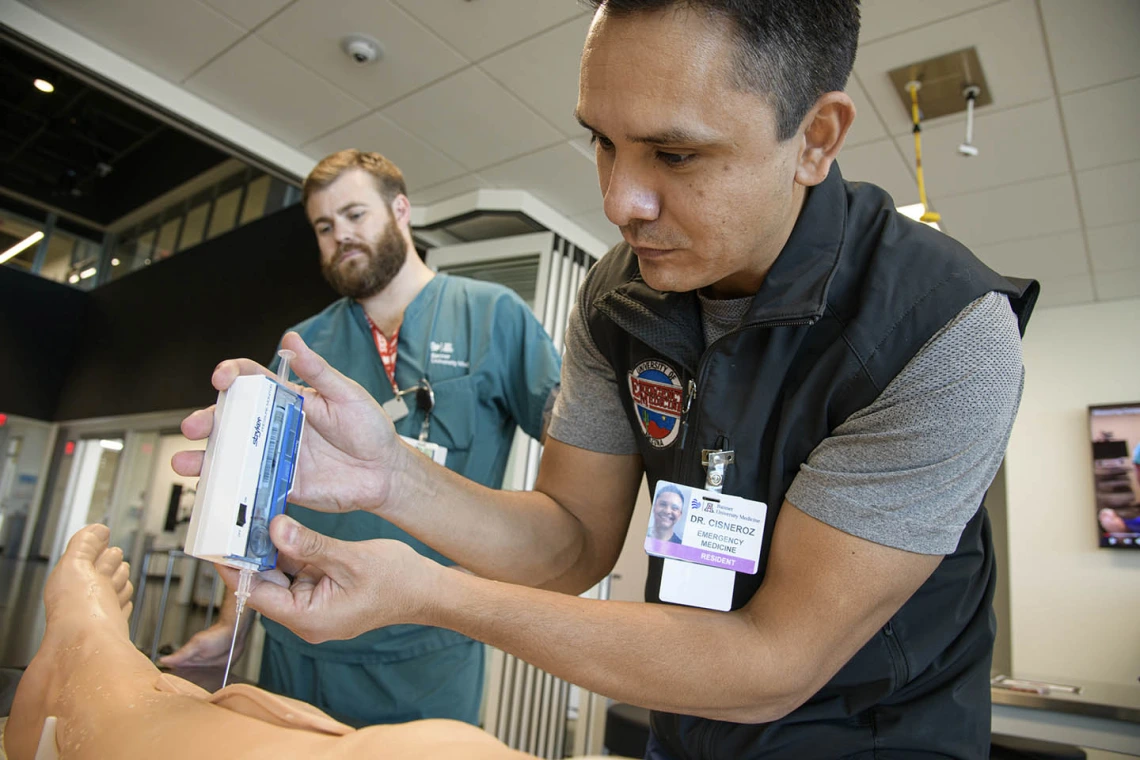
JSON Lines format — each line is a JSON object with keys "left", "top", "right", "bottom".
{"left": 399, "top": 434, "right": 447, "bottom": 466}
{"left": 644, "top": 480, "right": 767, "bottom": 574}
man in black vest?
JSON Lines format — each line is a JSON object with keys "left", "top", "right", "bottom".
{"left": 176, "top": 1, "right": 1037, "bottom": 757}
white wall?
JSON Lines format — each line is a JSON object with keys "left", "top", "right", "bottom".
{"left": 144, "top": 433, "right": 202, "bottom": 541}
{"left": 1004, "top": 297, "right": 1140, "bottom": 687}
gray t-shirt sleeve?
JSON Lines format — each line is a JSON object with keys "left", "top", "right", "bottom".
{"left": 548, "top": 294, "right": 640, "bottom": 455}
{"left": 785, "top": 291, "right": 1024, "bottom": 555}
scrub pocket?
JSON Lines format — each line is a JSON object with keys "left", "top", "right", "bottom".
{"left": 427, "top": 374, "right": 479, "bottom": 469}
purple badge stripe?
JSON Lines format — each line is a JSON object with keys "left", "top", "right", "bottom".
{"left": 645, "top": 538, "right": 757, "bottom": 574}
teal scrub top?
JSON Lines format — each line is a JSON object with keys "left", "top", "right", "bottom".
{"left": 261, "top": 274, "right": 562, "bottom": 662}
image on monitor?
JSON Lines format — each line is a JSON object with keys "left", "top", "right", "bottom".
{"left": 1089, "top": 403, "right": 1140, "bottom": 549}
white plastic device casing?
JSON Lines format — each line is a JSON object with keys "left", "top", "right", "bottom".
{"left": 184, "top": 375, "right": 298, "bottom": 571}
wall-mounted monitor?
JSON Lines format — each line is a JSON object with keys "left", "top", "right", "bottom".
{"left": 1089, "top": 403, "right": 1140, "bottom": 548}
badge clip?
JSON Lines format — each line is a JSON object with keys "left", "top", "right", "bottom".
{"left": 701, "top": 449, "right": 735, "bottom": 491}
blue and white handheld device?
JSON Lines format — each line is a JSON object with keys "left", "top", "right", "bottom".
{"left": 185, "top": 365, "right": 305, "bottom": 572}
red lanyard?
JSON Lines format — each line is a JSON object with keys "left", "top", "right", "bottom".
{"left": 366, "top": 316, "right": 399, "bottom": 393}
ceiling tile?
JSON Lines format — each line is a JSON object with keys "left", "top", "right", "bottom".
{"left": 855, "top": 0, "right": 1052, "bottom": 137}
{"left": 1087, "top": 222, "right": 1140, "bottom": 274}
{"left": 411, "top": 174, "right": 491, "bottom": 206}
{"left": 1077, "top": 160, "right": 1140, "bottom": 229}
{"left": 858, "top": 0, "right": 999, "bottom": 44}
{"left": 480, "top": 15, "right": 592, "bottom": 138}
{"left": 971, "top": 231, "right": 1088, "bottom": 281}
{"left": 571, "top": 208, "right": 622, "bottom": 248}
{"left": 185, "top": 35, "right": 368, "bottom": 146}
{"left": 836, "top": 140, "right": 916, "bottom": 205}
{"left": 1040, "top": 0, "right": 1140, "bottom": 93}
{"left": 481, "top": 142, "right": 602, "bottom": 217}
{"left": 392, "top": 0, "right": 586, "bottom": 61}
{"left": 844, "top": 74, "right": 890, "bottom": 148}
{"left": 1062, "top": 77, "right": 1140, "bottom": 172}
{"left": 200, "top": 0, "right": 292, "bottom": 29}
{"left": 894, "top": 99, "right": 1068, "bottom": 198}
{"left": 383, "top": 67, "right": 563, "bottom": 171}
{"left": 302, "top": 113, "right": 466, "bottom": 191}
{"left": 933, "top": 174, "right": 1081, "bottom": 250}
{"left": 1031, "top": 274, "right": 1095, "bottom": 309}
{"left": 1093, "top": 267, "right": 1140, "bottom": 302}
{"left": 24, "top": 0, "right": 245, "bottom": 82}
{"left": 257, "top": 0, "right": 467, "bottom": 109}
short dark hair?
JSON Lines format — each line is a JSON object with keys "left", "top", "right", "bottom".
{"left": 656, "top": 484, "right": 686, "bottom": 505}
{"left": 585, "top": 0, "right": 860, "bottom": 140}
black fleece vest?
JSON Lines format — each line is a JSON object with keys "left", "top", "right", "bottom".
{"left": 584, "top": 164, "right": 1038, "bottom": 759}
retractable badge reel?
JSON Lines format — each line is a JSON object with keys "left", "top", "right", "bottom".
{"left": 650, "top": 448, "right": 769, "bottom": 612}
{"left": 398, "top": 379, "right": 447, "bottom": 465}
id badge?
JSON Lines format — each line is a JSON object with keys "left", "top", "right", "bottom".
{"left": 382, "top": 395, "right": 410, "bottom": 422}
{"left": 646, "top": 480, "right": 768, "bottom": 611}
{"left": 399, "top": 434, "right": 447, "bottom": 466}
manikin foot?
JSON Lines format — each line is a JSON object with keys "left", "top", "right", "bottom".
{"left": 3, "top": 525, "right": 134, "bottom": 760}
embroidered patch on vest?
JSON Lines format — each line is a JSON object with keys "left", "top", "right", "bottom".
{"left": 628, "top": 359, "right": 684, "bottom": 448}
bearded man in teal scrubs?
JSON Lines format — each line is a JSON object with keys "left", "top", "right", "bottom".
{"left": 162, "top": 149, "right": 562, "bottom": 727}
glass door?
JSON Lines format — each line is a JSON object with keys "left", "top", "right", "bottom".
{"left": 48, "top": 436, "right": 124, "bottom": 566}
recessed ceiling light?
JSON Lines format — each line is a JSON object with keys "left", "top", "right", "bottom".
{"left": 79, "top": 266, "right": 98, "bottom": 279}
{"left": 111, "top": 258, "right": 121, "bottom": 266}
{"left": 34, "top": 78, "right": 54, "bottom": 93}
{"left": 68, "top": 273, "right": 80, "bottom": 284}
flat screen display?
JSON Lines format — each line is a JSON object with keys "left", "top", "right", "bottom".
{"left": 1089, "top": 403, "right": 1140, "bottom": 548}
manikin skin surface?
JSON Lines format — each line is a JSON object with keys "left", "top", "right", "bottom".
{"left": 1, "top": 525, "right": 533, "bottom": 760}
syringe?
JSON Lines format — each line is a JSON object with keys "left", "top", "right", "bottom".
{"left": 220, "top": 349, "right": 297, "bottom": 689}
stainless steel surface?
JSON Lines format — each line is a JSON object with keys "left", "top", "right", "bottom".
{"left": 992, "top": 676, "right": 1140, "bottom": 724}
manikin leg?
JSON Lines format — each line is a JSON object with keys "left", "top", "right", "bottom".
{"left": 2, "top": 525, "right": 530, "bottom": 760}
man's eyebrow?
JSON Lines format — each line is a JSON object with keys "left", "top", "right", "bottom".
{"left": 312, "top": 202, "right": 366, "bottom": 227}
{"left": 576, "top": 111, "right": 598, "bottom": 134}
{"left": 574, "top": 112, "right": 719, "bottom": 146}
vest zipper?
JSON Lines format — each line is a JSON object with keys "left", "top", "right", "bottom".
{"left": 678, "top": 378, "right": 697, "bottom": 451}
{"left": 678, "top": 317, "right": 818, "bottom": 486}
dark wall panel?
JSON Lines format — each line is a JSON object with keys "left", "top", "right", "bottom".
{"left": 0, "top": 268, "right": 88, "bottom": 420}
{"left": 53, "top": 204, "right": 337, "bottom": 419}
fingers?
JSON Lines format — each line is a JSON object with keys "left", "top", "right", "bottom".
{"left": 281, "top": 332, "right": 366, "bottom": 404}
{"left": 211, "top": 358, "right": 277, "bottom": 392}
{"left": 245, "top": 574, "right": 303, "bottom": 623}
{"left": 157, "top": 623, "right": 232, "bottom": 668}
{"left": 171, "top": 450, "right": 205, "bottom": 478}
{"left": 180, "top": 406, "right": 215, "bottom": 442}
{"left": 270, "top": 515, "right": 347, "bottom": 576}
{"left": 256, "top": 567, "right": 293, "bottom": 590}
{"left": 158, "top": 637, "right": 210, "bottom": 668}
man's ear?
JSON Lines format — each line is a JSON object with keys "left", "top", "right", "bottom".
{"left": 391, "top": 194, "right": 412, "bottom": 227}
{"left": 794, "top": 91, "right": 856, "bottom": 187}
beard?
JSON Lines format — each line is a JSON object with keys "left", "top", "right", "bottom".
{"left": 321, "top": 219, "right": 408, "bottom": 300}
